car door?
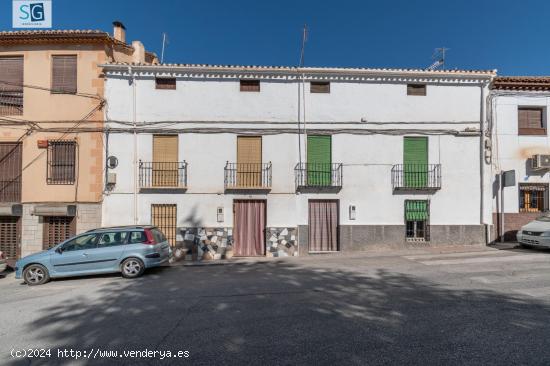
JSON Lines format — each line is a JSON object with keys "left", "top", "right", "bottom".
{"left": 50, "top": 233, "right": 99, "bottom": 275}
{"left": 90, "top": 231, "right": 129, "bottom": 271}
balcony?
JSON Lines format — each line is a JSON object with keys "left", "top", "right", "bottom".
{"left": 224, "top": 162, "right": 272, "bottom": 191}
{"left": 139, "top": 161, "right": 188, "bottom": 191}
{"left": 391, "top": 164, "right": 441, "bottom": 191}
{"left": 294, "top": 163, "right": 343, "bottom": 192}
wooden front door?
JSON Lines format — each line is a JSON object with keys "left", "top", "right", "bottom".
{"left": 308, "top": 200, "right": 339, "bottom": 252}
{"left": 0, "top": 216, "right": 20, "bottom": 260}
{"left": 151, "top": 204, "right": 177, "bottom": 246}
{"left": 233, "top": 200, "right": 266, "bottom": 256}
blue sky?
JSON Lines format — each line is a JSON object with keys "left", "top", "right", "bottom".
{"left": 2, "top": 0, "right": 549, "bottom": 75}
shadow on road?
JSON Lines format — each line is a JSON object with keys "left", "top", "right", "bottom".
{"left": 7, "top": 260, "right": 550, "bottom": 365}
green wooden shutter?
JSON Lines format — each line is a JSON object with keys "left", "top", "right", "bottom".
{"left": 403, "top": 137, "right": 428, "bottom": 188}
{"left": 405, "top": 200, "right": 429, "bottom": 221}
{"left": 307, "top": 135, "right": 331, "bottom": 186}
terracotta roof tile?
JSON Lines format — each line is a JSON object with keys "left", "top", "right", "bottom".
{"left": 492, "top": 76, "right": 550, "bottom": 91}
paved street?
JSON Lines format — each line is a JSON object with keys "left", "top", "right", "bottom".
{"left": 1, "top": 244, "right": 550, "bottom": 365}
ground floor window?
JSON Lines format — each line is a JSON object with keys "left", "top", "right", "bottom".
{"left": 0, "top": 216, "right": 19, "bottom": 259}
{"left": 519, "top": 184, "right": 548, "bottom": 213}
{"left": 405, "top": 200, "right": 430, "bottom": 241}
{"left": 43, "top": 216, "right": 75, "bottom": 249}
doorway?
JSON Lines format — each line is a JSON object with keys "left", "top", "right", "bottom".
{"left": 308, "top": 200, "right": 339, "bottom": 252}
{"left": 233, "top": 200, "right": 266, "bottom": 256}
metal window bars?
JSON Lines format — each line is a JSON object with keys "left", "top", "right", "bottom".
{"left": 47, "top": 140, "right": 76, "bottom": 185}
{"left": 139, "top": 161, "right": 188, "bottom": 188}
{"left": 224, "top": 162, "right": 272, "bottom": 189}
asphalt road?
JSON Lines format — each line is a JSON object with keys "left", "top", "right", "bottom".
{"left": 1, "top": 244, "right": 550, "bottom": 365}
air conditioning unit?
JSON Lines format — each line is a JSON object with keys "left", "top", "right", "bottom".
{"left": 531, "top": 154, "right": 550, "bottom": 170}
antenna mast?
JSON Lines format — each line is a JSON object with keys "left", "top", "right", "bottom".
{"left": 297, "top": 24, "right": 308, "bottom": 169}
{"left": 426, "top": 47, "right": 450, "bottom": 70}
{"left": 161, "top": 33, "right": 168, "bottom": 63}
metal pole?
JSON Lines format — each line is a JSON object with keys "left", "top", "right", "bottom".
{"left": 500, "top": 172, "right": 504, "bottom": 243}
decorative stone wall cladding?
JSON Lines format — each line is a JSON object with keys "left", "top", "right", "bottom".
{"left": 266, "top": 227, "right": 298, "bottom": 257}
{"left": 176, "top": 227, "right": 233, "bottom": 260}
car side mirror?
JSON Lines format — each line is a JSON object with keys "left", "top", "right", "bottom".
{"left": 55, "top": 247, "right": 63, "bottom": 254}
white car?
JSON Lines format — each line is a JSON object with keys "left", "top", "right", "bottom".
{"left": 0, "top": 251, "right": 7, "bottom": 273}
{"left": 517, "top": 213, "right": 550, "bottom": 248}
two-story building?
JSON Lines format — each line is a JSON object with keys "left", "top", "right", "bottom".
{"left": 490, "top": 77, "right": 550, "bottom": 241}
{"left": 101, "top": 64, "right": 495, "bottom": 259}
{"left": 0, "top": 22, "right": 156, "bottom": 260}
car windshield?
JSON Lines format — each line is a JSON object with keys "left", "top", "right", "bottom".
{"left": 536, "top": 214, "right": 550, "bottom": 222}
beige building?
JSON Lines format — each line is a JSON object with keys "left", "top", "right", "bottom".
{"left": 0, "top": 22, "right": 156, "bottom": 260}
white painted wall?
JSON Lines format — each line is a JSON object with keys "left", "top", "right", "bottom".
{"left": 491, "top": 94, "right": 550, "bottom": 213}
{"left": 102, "top": 68, "right": 489, "bottom": 234}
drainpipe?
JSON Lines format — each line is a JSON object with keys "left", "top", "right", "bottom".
{"left": 129, "top": 66, "right": 138, "bottom": 225}
{"left": 479, "top": 82, "right": 487, "bottom": 243}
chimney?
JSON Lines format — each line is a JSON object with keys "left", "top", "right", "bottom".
{"left": 132, "top": 41, "right": 145, "bottom": 64}
{"left": 112, "top": 21, "right": 126, "bottom": 43}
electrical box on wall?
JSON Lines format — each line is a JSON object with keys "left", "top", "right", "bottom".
{"left": 217, "top": 207, "right": 224, "bottom": 222}
{"left": 349, "top": 205, "right": 356, "bottom": 220}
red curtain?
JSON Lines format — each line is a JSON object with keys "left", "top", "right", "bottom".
{"left": 309, "top": 200, "right": 338, "bottom": 252}
{"left": 234, "top": 200, "right": 266, "bottom": 256}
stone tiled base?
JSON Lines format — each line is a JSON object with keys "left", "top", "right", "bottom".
{"left": 177, "top": 227, "right": 233, "bottom": 260}
{"left": 266, "top": 227, "right": 298, "bottom": 257}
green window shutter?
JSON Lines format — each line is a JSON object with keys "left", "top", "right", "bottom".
{"left": 403, "top": 137, "right": 428, "bottom": 188}
{"left": 405, "top": 200, "right": 429, "bottom": 221}
{"left": 307, "top": 135, "right": 332, "bottom": 185}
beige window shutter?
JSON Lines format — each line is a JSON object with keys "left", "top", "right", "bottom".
{"left": 153, "top": 135, "right": 178, "bottom": 162}
{"left": 52, "top": 55, "right": 77, "bottom": 94}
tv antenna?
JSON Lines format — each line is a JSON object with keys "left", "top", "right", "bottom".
{"left": 161, "top": 33, "right": 169, "bottom": 63}
{"left": 427, "top": 47, "right": 450, "bottom": 70}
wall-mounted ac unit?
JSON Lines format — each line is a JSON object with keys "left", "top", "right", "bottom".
{"left": 531, "top": 154, "right": 550, "bottom": 170}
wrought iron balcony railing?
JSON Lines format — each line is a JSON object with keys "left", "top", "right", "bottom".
{"left": 139, "top": 161, "right": 188, "bottom": 189}
{"left": 224, "top": 162, "right": 272, "bottom": 189}
{"left": 391, "top": 164, "right": 441, "bottom": 190}
{"left": 294, "top": 163, "right": 343, "bottom": 189}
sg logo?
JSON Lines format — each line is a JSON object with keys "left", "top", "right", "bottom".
{"left": 19, "top": 3, "right": 45, "bottom": 22}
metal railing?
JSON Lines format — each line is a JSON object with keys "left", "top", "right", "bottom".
{"left": 294, "top": 163, "right": 343, "bottom": 188}
{"left": 139, "top": 161, "right": 188, "bottom": 188}
{"left": 224, "top": 162, "right": 272, "bottom": 189}
{"left": 391, "top": 164, "right": 441, "bottom": 190}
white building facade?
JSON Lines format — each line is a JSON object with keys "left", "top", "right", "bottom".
{"left": 490, "top": 77, "right": 550, "bottom": 241}
{"left": 101, "top": 64, "right": 494, "bottom": 258}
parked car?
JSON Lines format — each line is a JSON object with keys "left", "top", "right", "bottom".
{"left": 15, "top": 226, "right": 172, "bottom": 286}
{"left": 0, "top": 251, "right": 7, "bottom": 274}
{"left": 517, "top": 213, "right": 550, "bottom": 249}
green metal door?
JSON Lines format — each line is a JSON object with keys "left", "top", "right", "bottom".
{"left": 307, "top": 135, "right": 332, "bottom": 186}
{"left": 403, "top": 137, "right": 428, "bottom": 188}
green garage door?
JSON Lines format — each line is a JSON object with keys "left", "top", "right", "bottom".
{"left": 307, "top": 135, "right": 332, "bottom": 186}
{"left": 403, "top": 137, "right": 428, "bottom": 188}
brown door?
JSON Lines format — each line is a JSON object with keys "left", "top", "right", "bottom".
{"left": 0, "top": 216, "right": 20, "bottom": 260}
{"left": 0, "top": 143, "right": 22, "bottom": 202}
{"left": 43, "top": 216, "right": 76, "bottom": 250}
{"left": 151, "top": 204, "right": 177, "bottom": 246}
{"left": 237, "top": 136, "right": 262, "bottom": 187}
{"left": 152, "top": 135, "right": 178, "bottom": 187}
{"left": 233, "top": 200, "right": 266, "bottom": 256}
{"left": 308, "top": 200, "right": 339, "bottom": 252}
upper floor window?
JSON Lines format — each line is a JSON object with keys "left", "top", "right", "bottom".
{"left": 0, "top": 56, "right": 24, "bottom": 116}
{"left": 51, "top": 55, "right": 77, "bottom": 94}
{"left": 47, "top": 140, "right": 76, "bottom": 185}
{"left": 407, "top": 84, "right": 426, "bottom": 96}
{"left": 155, "top": 77, "right": 176, "bottom": 90}
{"left": 240, "top": 79, "right": 260, "bottom": 92}
{"left": 518, "top": 107, "right": 545, "bottom": 135}
{"left": 310, "top": 81, "right": 330, "bottom": 93}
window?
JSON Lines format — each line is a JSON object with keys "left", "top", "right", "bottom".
{"left": 152, "top": 228, "right": 167, "bottom": 243}
{"left": 0, "top": 56, "right": 24, "bottom": 116}
{"left": 518, "top": 107, "right": 545, "bottom": 135}
{"left": 407, "top": 84, "right": 426, "bottom": 96}
{"left": 155, "top": 77, "right": 176, "bottom": 90}
{"left": 307, "top": 135, "right": 332, "bottom": 186}
{"left": 405, "top": 200, "right": 430, "bottom": 241}
{"left": 129, "top": 231, "right": 148, "bottom": 244}
{"left": 62, "top": 234, "right": 98, "bottom": 252}
{"left": 98, "top": 232, "right": 129, "bottom": 247}
{"left": 47, "top": 140, "right": 76, "bottom": 184}
{"left": 519, "top": 184, "right": 548, "bottom": 212}
{"left": 240, "top": 80, "right": 260, "bottom": 92}
{"left": 51, "top": 55, "right": 77, "bottom": 94}
{"left": 310, "top": 81, "right": 330, "bottom": 93}
{"left": 0, "top": 143, "right": 22, "bottom": 202}
{"left": 43, "top": 216, "right": 75, "bottom": 249}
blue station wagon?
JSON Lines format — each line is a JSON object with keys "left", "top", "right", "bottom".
{"left": 15, "top": 226, "right": 172, "bottom": 285}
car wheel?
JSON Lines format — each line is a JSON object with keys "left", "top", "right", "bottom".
{"left": 121, "top": 258, "right": 145, "bottom": 279}
{"left": 23, "top": 264, "right": 50, "bottom": 286}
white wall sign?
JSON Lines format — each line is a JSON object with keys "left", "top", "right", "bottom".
{"left": 12, "top": 0, "right": 52, "bottom": 28}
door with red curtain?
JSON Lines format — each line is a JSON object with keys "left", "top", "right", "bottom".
{"left": 233, "top": 200, "right": 266, "bottom": 256}
{"left": 308, "top": 200, "right": 339, "bottom": 252}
